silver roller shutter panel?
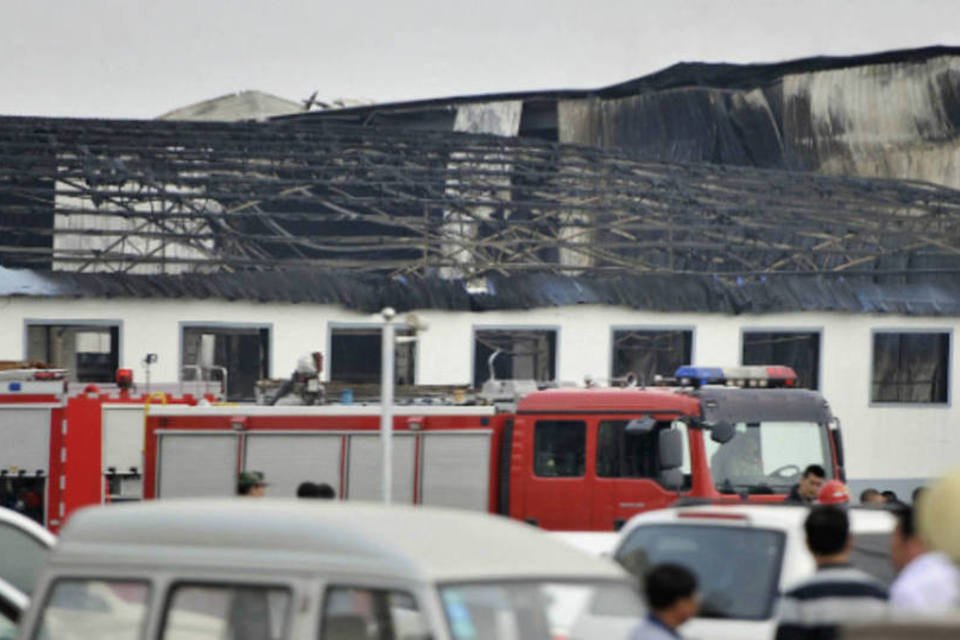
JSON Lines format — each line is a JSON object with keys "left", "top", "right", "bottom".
{"left": 421, "top": 432, "right": 491, "bottom": 511}
{"left": 0, "top": 408, "right": 52, "bottom": 473}
{"left": 102, "top": 406, "right": 145, "bottom": 473}
{"left": 158, "top": 434, "right": 237, "bottom": 498}
{"left": 244, "top": 433, "right": 342, "bottom": 498}
{"left": 346, "top": 434, "right": 415, "bottom": 503}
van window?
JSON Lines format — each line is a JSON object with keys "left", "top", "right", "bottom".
{"left": 35, "top": 579, "right": 149, "bottom": 640}
{"left": 534, "top": 421, "right": 586, "bottom": 477}
{"left": 162, "top": 584, "right": 290, "bottom": 640}
{"left": 320, "top": 587, "right": 428, "bottom": 640}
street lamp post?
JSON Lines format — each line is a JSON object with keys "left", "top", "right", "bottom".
{"left": 380, "top": 307, "right": 396, "bottom": 503}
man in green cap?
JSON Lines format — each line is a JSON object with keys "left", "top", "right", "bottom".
{"left": 237, "top": 471, "right": 267, "bottom": 497}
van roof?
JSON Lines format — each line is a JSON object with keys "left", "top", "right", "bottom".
{"left": 55, "top": 500, "right": 628, "bottom": 584}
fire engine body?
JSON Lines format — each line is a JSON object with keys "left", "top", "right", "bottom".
{"left": 142, "top": 367, "right": 844, "bottom": 531}
{"left": 0, "top": 369, "right": 216, "bottom": 532}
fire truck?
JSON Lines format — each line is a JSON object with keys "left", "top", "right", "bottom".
{"left": 0, "top": 367, "right": 219, "bottom": 532}
{"left": 142, "top": 366, "right": 844, "bottom": 531}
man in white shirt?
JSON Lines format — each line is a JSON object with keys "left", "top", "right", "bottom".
{"left": 889, "top": 504, "right": 960, "bottom": 611}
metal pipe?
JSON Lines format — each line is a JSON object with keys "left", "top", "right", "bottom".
{"left": 380, "top": 307, "right": 396, "bottom": 503}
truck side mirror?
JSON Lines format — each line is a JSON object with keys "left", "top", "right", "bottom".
{"left": 659, "top": 468, "right": 684, "bottom": 491}
{"left": 626, "top": 416, "right": 656, "bottom": 434}
{"left": 658, "top": 428, "right": 683, "bottom": 470}
{"left": 710, "top": 421, "right": 736, "bottom": 444}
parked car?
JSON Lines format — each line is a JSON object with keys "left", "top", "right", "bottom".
{"left": 0, "top": 506, "right": 55, "bottom": 596}
{"left": 18, "top": 499, "right": 642, "bottom": 640}
{"left": 612, "top": 504, "right": 896, "bottom": 640}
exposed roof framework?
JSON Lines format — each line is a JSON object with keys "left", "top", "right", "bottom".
{"left": 2, "top": 116, "right": 960, "bottom": 280}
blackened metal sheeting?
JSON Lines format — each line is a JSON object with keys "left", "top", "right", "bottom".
{"left": 6, "top": 268, "right": 960, "bottom": 316}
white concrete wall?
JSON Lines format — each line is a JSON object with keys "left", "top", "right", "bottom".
{"left": 1, "top": 297, "right": 957, "bottom": 485}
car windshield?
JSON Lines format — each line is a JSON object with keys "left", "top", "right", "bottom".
{"left": 705, "top": 421, "right": 832, "bottom": 494}
{"left": 440, "top": 580, "right": 641, "bottom": 640}
{"left": 615, "top": 524, "right": 785, "bottom": 620}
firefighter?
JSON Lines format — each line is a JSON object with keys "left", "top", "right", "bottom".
{"left": 816, "top": 480, "right": 850, "bottom": 505}
{"left": 237, "top": 471, "right": 267, "bottom": 497}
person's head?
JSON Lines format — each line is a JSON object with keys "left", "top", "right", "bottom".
{"left": 890, "top": 505, "right": 927, "bottom": 571}
{"left": 237, "top": 471, "right": 267, "bottom": 497}
{"left": 882, "top": 490, "right": 899, "bottom": 503}
{"left": 911, "top": 486, "right": 926, "bottom": 505}
{"left": 643, "top": 563, "right": 699, "bottom": 629}
{"left": 297, "top": 482, "right": 336, "bottom": 499}
{"left": 860, "top": 488, "right": 885, "bottom": 506}
{"left": 817, "top": 480, "right": 849, "bottom": 505}
{"left": 805, "top": 505, "right": 850, "bottom": 561}
{"left": 798, "top": 464, "right": 826, "bottom": 500}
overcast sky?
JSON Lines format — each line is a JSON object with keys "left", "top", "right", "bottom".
{"left": 3, "top": 0, "right": 959, "bottom": 119}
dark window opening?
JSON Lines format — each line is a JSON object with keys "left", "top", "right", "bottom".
{"left": 612, "top": 329, "right": 692, "bottom": 384}
{"left": 26, "top": 323, "right": 120, "bottom": 383}
{"left": 596, "top": 420, "right": 658, "bottom": 478}
{"left": 534, "top": 421, "right": 585, "bottom": 477}
{"left": 872, "top": 332, "right": 949, "bottom": 403}
{"left": 329, "top": 328, "right": 415, "bottom": 385}
{"left": 742, "top": 331, "right": 820, "bottom": 389}
{"left": 474, "top": 329, "right": 556, "bottom": 388}
{"left": 182, "top": 326, "right": 270, "bottom": 402}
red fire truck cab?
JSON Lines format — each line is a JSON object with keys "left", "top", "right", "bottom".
{"left": 142, "top": 366, "right": 843, "bottom": 531}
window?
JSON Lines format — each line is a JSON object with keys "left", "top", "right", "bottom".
{"left": 26, "top": 323, "right": 120, "bottom": 383}
{"left": 597, "top": 422, "right": 692, "bottom": 489}
{"left": 181, "top": 325, "right": 270, "bottom": 402}
{"left": 440, "top": 581, "right": 640, "bottom": 640}
{"left": 36, "top": 579, "right": 149, "bottom": 640}
{"left": 705, "top": 421, "right": 832, "bottom": 494}
{"left": 0, "top": 521, "right": 49, "bottom": 595}
{"left": 162, "top": 584, "right": 290, "bottom": 640}
{"left": 742, "top": 331, "right": 820, "bottom": 389}
{"left": 534, "top": 421, "right": 585, "bottom": 477}
{"left": 596, "top": 420, "right": 657, "bottom": 478}
{"left": 474, "top": 329, "right": 556, "bottom": 388}
{"left": 329, "top": 327, "right": 416, "bottom": 385}
{"left": 615, "top": 525, "right": 785, "bottom": 620}
{"left": 321, "top": 586, "right": 428, "bottom": 640}
{"left": 611, "top": 329, "right": 692, "bottom": 385}
{"left": 872, "top": 332, "right": 949, "bottom": 404}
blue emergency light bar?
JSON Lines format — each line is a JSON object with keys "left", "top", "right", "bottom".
{"left": 674, "top": 365, "right": 797, "bottom": 388}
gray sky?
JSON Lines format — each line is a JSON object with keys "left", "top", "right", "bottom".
{"left": 4, "top": 0, "right": 959, "bottom": 119}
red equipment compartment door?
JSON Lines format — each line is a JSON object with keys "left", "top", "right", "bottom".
{"left": 591, "top": 419, "right": 686, "bottom": 530}
{"left": 515, "top": 417, "right": 592, "bottom": 530}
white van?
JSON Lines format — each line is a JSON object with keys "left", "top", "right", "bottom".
{"left": 612, "top": 504, "right": 896, "bottom": 640}
{"left": 18, "top": 500, "right": 641, "bottom": 640}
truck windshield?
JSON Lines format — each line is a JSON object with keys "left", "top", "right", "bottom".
{"left": 440, "top": 580, "right": 641, "bottom": 640}
{"left": 615, "top": 524, "right": 785, "bottom": 620}
{"left": 705, "top": 421, "right": 832, "bottom": 494}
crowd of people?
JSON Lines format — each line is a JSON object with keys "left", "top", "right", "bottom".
{"left": 632, "top": 468, "right": 960, "bottom": 639}
{"left": 236, "top": 470, "right": 335, "bottom": 500}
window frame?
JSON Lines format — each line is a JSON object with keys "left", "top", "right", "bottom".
{"left": 318, "top": 584, "right": 427, "bottom": 640}
{"left": 158, "top": 579, "right": 293, "bottom": 640}
{"left": 178, "top": 321, "right": 273, "bottom": 401}
{"left": 533, "top": 420, "right": 587, "bottom": 478}
{"left": 23, "top": 319, "right": 123, "bottom": 383}
{"left": 326, "top": 322, "right": 419, "bottom": 385}
{"left": 739, "top": 327, "right": 822, "bottom": 390}
{"left": 471, "top": 325, "right": 560, "bottom": 389}
{"left": 609, "top": 325, "right": 695, "bottom": 385}
{"left": 869, "top": 328, "right": 952, "bottom": 407}
{"left": 32, "top": 576, "right": 152, "bottom": 640}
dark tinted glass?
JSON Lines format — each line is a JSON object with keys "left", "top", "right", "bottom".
{"left": 742, "top": 331, "right": 820, "bottom": 389}
{"left": 534, "top": 421, "right": 585, "bottom": 477}
{"left": 615, "top": 525, "right": 785, "bottom": 620}
{"left": 872, "top": 332, "right": 949, "bottom": 403}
